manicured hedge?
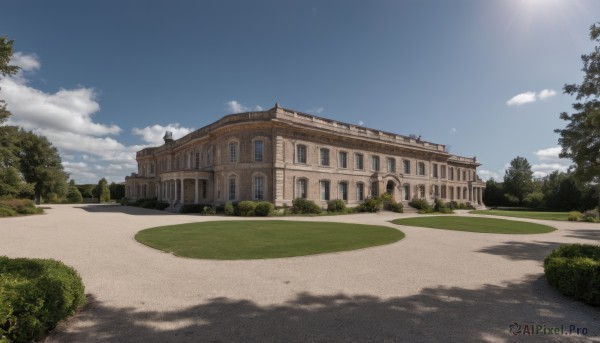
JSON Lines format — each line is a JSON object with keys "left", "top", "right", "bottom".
{"left": 292, "top": 198, "right": 322, "bottom": 214}
{"left": 0, "top": 257, "right": 85, "bottom": 342}
{"left": 254, "top": 202, "right": 274, "bottom": 216}
{"left": 0, "top": 199, "right": 43, "bottom": 217}
{"left": 327, "top": 199, "right": 346, "bottom": 213}
{"left": 544, "top": 244, "right": 600, "bottom": 306}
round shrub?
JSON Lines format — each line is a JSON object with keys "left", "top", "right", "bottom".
{"left": 408, "top": 198, "right": 432, "bottom": 213}
{"left": 388, "top": 202, "right": 404, "bottom": 213}
{"left": 0, "top": 257, "right": 85, "bottom": 342}
{"left": 327, "top": 199, "right": 346, "bottom": 213}
{"left": 568, "top": 211, "right": 582, "bottom": 222}
{"left": 237, "top": 201, "right": 257, "bottom": 216}
{"left": 292, "top": 198, "right": 322, "bottom": 214}
{"left": 254, "top": 202, "right": 274, "bottom": 216}
{"left": 544, "top": 244, "right": 600, "bottom": 306}
{"left": 581, "top": 210, "right": 599, "bottom": 223}
{"left": 0, "top": 207, "right": 17, "bottom": 217}
{"left": 358, "top": 197, "right": 382, "bottom": 213}
{"left": 224, "top": 202, "right": 235, "bottom": 215}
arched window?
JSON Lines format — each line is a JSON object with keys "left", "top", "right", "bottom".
{"left": 253, "top": 174, "right": 266, "bottom": 200}
{"left": 297, "top": 178, "right": 308, "bottom": 199}
{"left": 229, "top": 142, "right": 238, "bottom": 163}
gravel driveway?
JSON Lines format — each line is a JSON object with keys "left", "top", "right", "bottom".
{"left": 1, "top": 204, "right": 598, "bottom": 342}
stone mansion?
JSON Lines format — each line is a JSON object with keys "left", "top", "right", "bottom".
{"left": 125, "top": 104, "right": 486, "bottom": 208}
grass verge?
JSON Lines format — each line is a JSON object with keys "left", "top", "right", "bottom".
{"left": 392, "top": 216, "right": 555, "bottom": 234}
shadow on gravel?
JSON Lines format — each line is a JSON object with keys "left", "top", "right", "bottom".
{"left": 477, "top": 241, "right": 561, "bottom": 261}
{"left": 46, "top": 275, "right": 598, "bottom": 343}
{"left": 76, "top": 205, "right": 174, "bottom": 216}
{"left": 564, "top": 229, "right": 600, "bottom": 242}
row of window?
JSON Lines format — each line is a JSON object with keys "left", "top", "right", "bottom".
{"left": 221, "top": 174, "right": 266, "bottom": 201}
{"left": 229, "top": 140, "right": 264, "bottom": 163}
{"left": 297, "top": 178, "right": 475, "bottom": 202}
{"left": 295, "top": 145, "right": 475, "bottom": 180}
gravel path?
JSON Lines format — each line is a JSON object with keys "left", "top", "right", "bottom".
{"left": 1, "top": 204, "right": 598, "bottom": 342}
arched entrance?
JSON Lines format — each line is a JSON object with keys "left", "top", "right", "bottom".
{"left": 386, "top": 180, "right": 395, "bottom": 195}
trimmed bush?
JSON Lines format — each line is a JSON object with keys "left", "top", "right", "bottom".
{"left": 237, "top": 201, "right": 257, "bottom": 216}
{"left": 568, "top": 211, "right": 582, "bottom": 222}
{"left": 224, "top": 202, "right": 235, "bottom": 215}
{"left": 0, "top": 207, "right": 17, "bottom": 217}
{"left": 0, "top": 256, "right": 85, "bottom": 342}
{"left": 408, "top": 198, "right": 433, "bottom": 213}
{"left": 179, "top": 204, "right": 204, "bottom": 213}
{"left": 254, "top": 202, "right": 274, "bottom": 216}
{"left": 433, "top": 198, "right": 453, "bottom": 214}
{"left": 120, "top": 197, "right": 129, "bottom": 205}
{"left": 327, "top": 199, "right": 346, "bottom": 213}
{"left": 292, "top": 198, "right": 322, "bottom": 214}
{"left": 388, "top": 202, "right": 403, "bottom": 213}
{"left": 357, "top": 197, "right": 382, "bottom": 213}
{"left": 581, "top": 210, "right": 599, "bottom": 223}
{"left": 544, "top": 244, "right": 600, "bottom": 306}
{"left": 0, "top": 199, "right": 43, "bottom": 216}
{"left": 154, "top": 202, "right": 169, "bottom": 211}
{"left": 202, "top": 206, "right": 216, "bottom": 215}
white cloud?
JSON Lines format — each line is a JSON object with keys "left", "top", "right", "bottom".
{"left": 0, "top": 53, "right": 144, "bottom": 183}
{"left": 308, "top": 107, "right": 324, "bottom": 114}
{"left": 538, "top": 89, "right": 557, "bottom": 100}
{"left": 477, "top": 169, "right": 502, "bottom": 181}
{"left": 226, "top": 100, "right": 262, "bottom": 113}
{"left": 531, "top": 163, "right": 570, "bottom": 178}
{"left": 132, "top": 123, "right": 194, "bottom": 146}
{"left": 1, "top": 77, "right": 121, "bottom": 136}
{"left": 534, "top": 146, "right": 562, "bottom": 161}
{"left": 506, "top": 89, "right": 557, "bottom": 106}
{"left": 449, "top": 128, "right": 457, "bottom": 134}
{"left": 10, "top": 52, "right": 41, "bottom": 72}
{"left": 507, "top": 91, "right": 537, "bottom": 106}
{"left": 358, "top": 120, "right": 364, "bottom": 126}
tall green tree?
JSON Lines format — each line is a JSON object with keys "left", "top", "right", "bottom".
{"left": 109, "top": 182, "right": 125, "bottom": 200}
{"left": 0, "top": 36, "right": 28, "bottom": 197}
{"left": 556, "top": 23, "right": 600, "bottom": 214}
{"left": 66, "top": 180, "right": 83, "bottom": 203}
{"left": 17, "top": 130, "right": 68, "bottom": 203}
{"left": 503, "top": 156, "right": 534, "bottom": 205}
{"left": 98, "top": 178, "right": 110, "bottom": 203}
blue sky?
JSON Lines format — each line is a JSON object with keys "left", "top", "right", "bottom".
{"left": 1, "top": 0, "right": 598, "bottom": 184}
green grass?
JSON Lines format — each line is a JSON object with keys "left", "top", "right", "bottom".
{"left": 392, "top": 216, "right": 555, "bottom": 234}
{"left": 469, "top": 210, "right": 570, "bottom": 221}
{"left": 135, "top": 220, "right": 405, "bottom": 259}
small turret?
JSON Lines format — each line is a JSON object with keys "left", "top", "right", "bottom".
{"left": 163, "top": 131, "right": 173, "bottom": 144}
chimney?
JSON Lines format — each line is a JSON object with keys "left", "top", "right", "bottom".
{"left": 163, "top": 131, "right": 173, "bottom": 144}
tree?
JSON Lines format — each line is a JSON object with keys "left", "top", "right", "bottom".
{"left": 482, "top": 178, "right": 505, "bottom": 207}
{"left": 503, "top": 156, "right": 534, "bottom": 205}
{"left": 66, "top": 180, "right": 83, "bottom": 203}
{"left": 109, "top": 182, "right": 125, "bottom": 200}
{"left": 0, "top": 36, "right": 19, "bottom": 123}
{"left": 17, "top": 130, "right": 68, "bottom": 203}
{"left": 556, "top": 22, "right": 600, "bottom": 214}
{"left": 97, "top": 178, "right": 110, "bottom": 203}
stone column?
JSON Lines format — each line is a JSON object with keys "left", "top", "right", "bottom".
{"left": 194, "top": 179, "right": 199, "bottom": 204}
{"left": 180, "top": 178, "right": 185, "bottom": 203}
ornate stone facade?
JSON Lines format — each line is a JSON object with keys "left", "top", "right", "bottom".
{"left": 125, "top": 104, "right": 486, "bottom": 208}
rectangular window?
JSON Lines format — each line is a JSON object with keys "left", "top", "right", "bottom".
{"left": 320, "top": 180, "right": 330, "bottom": 201}
{"left": 463, "top": 170, "right": 467, "bottom": 181}
{"left": 228, "top": 178, "right": 236, "bottom": 200}
{"left": 432, "top": 163, "right": 438, "bottom": 178}
{"left": 202, "top": 180, "right": 207, "bottom": 199}
{"left": 441, "top": 165, "right": 446, "bottom": 179}
{"left": 372, "top": 156, "right": 380, "bottom": 171}
{"left": 419, "top": 185, "right": 425, "bottom": 198}
{"left": 441, "top": 185, "right": 447, "bottom": 199}
{"left": 339, "top": 151, "right": 348, "bottom": 169}
{"left": 254, "top": 140, "right": 264, "bottom": 162}
{"left": 229, "top": 143, "right": 238, "bottom": 163}
{"left": 449, "top": 167, "right": 454, "bottom": 180}
{"left": 297, "top": 145, "right": 307, "bottom": 164}
{"left": 387, "top": 158, "right": 395, "bottom": 172}
{"left": 339, "top": 182, "right": 348, "bottom": 201}
{"left": 403, "top": 185, "right": 410, "bottom": 201}
{"left": 403, "top": 160, "right": 410, "bottom": 174}
{"left": 298, "top": 179, "right": 307, "bottom": 199}
{"left": 320, "top": 148, "right": 330, "bottom": 166}
{"left": 195, "top": 152, "right": 200, "bottom": 169}
{"left": 254, "top": 176, "right": 264, "bottom": 200}
{"left": 418, "top": 162, "right": 425, "bottom": 176}
{"left": 357, "top": 183, "right": 364, "bottom": 201}
{"left": 371, "top": 181, "right": 379, "bottom": 197}
{"left": 355, "top": 154, "right": 364, "bottom": 170}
